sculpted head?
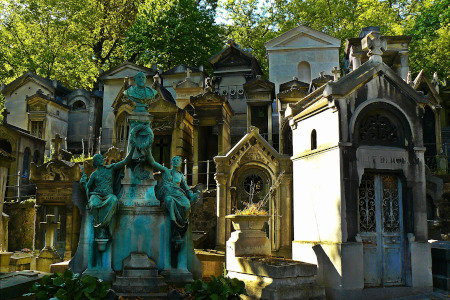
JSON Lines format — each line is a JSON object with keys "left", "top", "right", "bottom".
{"left": 134, "top": 72, "right": 146, "bottom": 88}
{"left": 93, "top": 154, "right": 104, "bottom": 168}
{"left": 171, "top": 156, "right": 182, "bottom": 168}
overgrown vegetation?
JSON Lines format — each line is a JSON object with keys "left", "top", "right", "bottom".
{"left": 24, "top": 270, "right": 110, "bottom": 300}
{"left": 185, "top": 275, "right": 247, "bottom": 300}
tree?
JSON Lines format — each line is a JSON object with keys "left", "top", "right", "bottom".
{"left": 406, "top": 0, "right": 450, "bottom": 81}
{"left": 0, "top": 0, "right": 142, "bottom": 89}
{"left": 219, "top": 0, "right": 278, "bottom": 76}
{"left": 124, "top": 0, "right": 224, "bottom": 71}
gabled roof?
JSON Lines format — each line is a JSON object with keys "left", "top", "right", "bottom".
{"left": 99, "top": 61, "right": 157, "bottom": 80}
{"left": 26, "top": 90, "right": 70, "bottom": 110}
{"left": 243, "top": 76, "right": 275, "bottom": 99}
{"left": 286, "top": 59, "right": 427, "bottom": 119}
{"left": 190, "top": 91, "right": 234, "bottom": 115}
{"left": 413, "top": 70, "right": 442, "bottom": 106}
{"left": 112, "top": 81, "right": 176, "bottom": 109}
{"left": 1, "top": 72, "right": 72, "bottom": 96}
{"left": 279, "top": 78, "right": 309, "bottom": 92}
{"left": 214, "top": 126, "right": 290, "bottom": 168}
{"left": 155, "top": 82, "right": 176, "bottom": 105}
{"left": 208, "top": 41, "right": 263, "bottom": 75}
{"left": 265, "top": 25, "right": 341, "bottom": 51}
{"left": 162, "top": 65, "right": 205, "bottom": 76}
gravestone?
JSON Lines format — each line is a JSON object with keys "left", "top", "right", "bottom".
{"left": 36, "top": 214, "right": 62, "bottom": 272}
{"left": 30, "top": 135, "right": 81, "bottom": 260}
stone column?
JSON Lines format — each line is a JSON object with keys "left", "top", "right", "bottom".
{"left": 215, "top": 173, "right": 228, "bottom": 250}
{"left": 398, "top": 51, "right": 409, "bottom": 82}
{"left": 351, "top": 52, "right": 362, "bottom": 70}
{"left": 64, "top": 204, "right": 73, "bottom": 260}
{"left": 217, "top": 118, "right": 224, "bottom": 156}
{"left": 268, "top": 103, "right": 273, "bottom": 145}
{"left": 192, "top": 120, "right": 199, "bottom": 185}
{"left": 0, "top": 156, "right": 13, "bottom": 253}
{"left": 247, "top": 104, "right": 251, "bottom": 132}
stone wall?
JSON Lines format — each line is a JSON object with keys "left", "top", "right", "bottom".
{"left": 4, "top": 199, "right": 35, "bottom": 251}
{"left": 191, "top": 189, "right": 217, "bottom": 249}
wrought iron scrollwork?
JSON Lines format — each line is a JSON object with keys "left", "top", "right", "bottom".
{"left": 359, "top": 114, "right": 399, "bottom": 145}
{"left": 359, "top": 174, "right": 376, "bottom": 232}
{"left": 381, "top": 175, "right": 400, "bottom": 232}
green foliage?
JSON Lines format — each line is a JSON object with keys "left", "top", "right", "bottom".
{"left": 124, "top": 0, "right": 224, "bottom": 71}
{"left": 24, "top": 270, "right": 110, "bottom": 300}
{"left": 185, "top": 275, "right": 247, "bottom": 300}
{"left": 406, "top": 0, "right": 450, "bottom": 81}
{"left": 0, "top": 0, "right": 142, "bottom": 89}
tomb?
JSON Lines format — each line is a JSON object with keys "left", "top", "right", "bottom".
{"left": 287, "top": 30, "right": 435, "bottom": 299}
{"left": 214, "top": 126, "right": 292, "bottom": 257}
{"left": 36, "top": 214, "right": 62, "bottom": 272}
{"left": 30, "top": 134, "right": 81, "bottom": 260}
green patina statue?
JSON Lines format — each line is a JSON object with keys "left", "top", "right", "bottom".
{"left": 123, "top": 72, "right": 158, "bottom": 112}
{"left": 80, "top": 145, "right": 135, "bottom": 239}
{"left": 146, "top": 151, "right": 200, "bottom": 241}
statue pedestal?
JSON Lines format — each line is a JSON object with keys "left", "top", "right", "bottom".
{"left": 82, "top": 214, "right": 115, "bottom": 282}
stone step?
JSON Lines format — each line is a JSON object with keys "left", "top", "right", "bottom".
{"left": 123, "top": 268, "right": 158, "bottom": 277}
{"left": 113, "top": 276, "right": 168, "bottom": 293}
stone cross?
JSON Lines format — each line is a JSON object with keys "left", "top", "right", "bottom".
{"left": 52, "top": 134, "right": 63, "bottom": 160}
{"left": 1, "top": 109, "right": 10, "bottom": 124}
{"left": 361, "top": 31, "right": 386, "bottom": 63}
{"left": 331, "top": 67, "right": 341, "bottom": 81}
{"left": 41, "top": 214, "right": 60, "bottom": 250}
{"left": 185, "top": 68, "right": 192, "bottom": 79}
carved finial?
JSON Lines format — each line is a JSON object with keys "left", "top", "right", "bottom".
{"left": 293, "top": 76, "right": 298, "bottom": 81}
{"left": 407, "top": 71, "right": 412, "bottom": 85}
{"left": 249, "top": 126, "right": 259, "bottom": 133}
{"left": 433, "top": 72, "right": 439, "bottom": 93}
{"left": 319, "top": 71, "right": 325, "bottom": 78}
{"left": 186, "top": 68, "right": 192, "bottom": 79}
{"left": 51, "top": 134, "right": 63, "bottom": 160}
{"left": 331, "top": 67, "right": 341, "bottom": 81}
{"left": 227, "top": 39, "right": 235, "bottom": 46}
{"left": 153, "top": 73, "right": 161, "bottom": 84}
{"left": 361, "top": 31, "right": 386, "bottom": 63}
{"left": 1, "top": 109, "right": 10, "bottom": 124}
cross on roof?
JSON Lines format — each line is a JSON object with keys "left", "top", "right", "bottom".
{"left": 40, "top": 214, "right": 60, "bottom": 250}
{"left": 361, "top": 31, "right": 386, "bottom": 63}
{"left": 186, "top": 68, "right": 192, "bottom": 79}
{"left": 1, "top": 109, "right": 10, "bottom": 124}
{"left": 52, "top": 134, "right": 63, "bottom": 160}
{"left": 331, "top": 67, "right": 341, "bottom": 81}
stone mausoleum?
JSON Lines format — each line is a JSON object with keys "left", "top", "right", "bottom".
{"left": 0, "top": 23, "right": 448, "bottom": 300}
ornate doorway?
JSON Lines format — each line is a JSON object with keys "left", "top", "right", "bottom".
{"left": 358, "top": 174, "right": 404, "bottom": 287}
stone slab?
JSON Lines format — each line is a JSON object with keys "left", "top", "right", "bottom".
{"left": 0, "top": 252, "right": 13, "bottom": 272}
{"left": 0, "top": 270, "right": 50, "bottom": 300}
{"left": 50, "top": 260, "right": 70, "bottom": 274}
{"left": 228, "top": 256, "right": 317, "bottom": 278}
{"left": 9, "top": 252, "right": 32, "bottom": 272}
{"left": 228, "top": 271, "right": 325, "bottom": 300}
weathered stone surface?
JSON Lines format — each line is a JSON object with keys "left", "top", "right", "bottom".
{"left": 195, "top": 249, "right": 225, "bottom": 280}
{"left": 3, "top": 201, "right": 35, "bottom": 252}
{"left": 0, "top": 252, "right": 13, "bottom": 272}
{"left": 0, "top": 270, "right": 50, "bottom": 300}
{"left": 9, "top": 252, "right": 32, "bottom": 271}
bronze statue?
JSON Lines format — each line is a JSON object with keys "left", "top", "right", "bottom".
{"left": 80, "top": 145, "right": 135, "bottom": 239}
{"left": 123, "top": 72, "right": 158, "bottom": 112}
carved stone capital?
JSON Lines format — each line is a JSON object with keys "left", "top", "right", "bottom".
{"left": 214, "top": 173, "right": 228, "bottom": 186}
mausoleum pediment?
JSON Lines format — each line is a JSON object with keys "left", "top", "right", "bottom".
{"left": 100, "top": 61, "right": 156, "bottom": 80}
{"left": 265, "top": 25, "right": 341, "bottom": 51}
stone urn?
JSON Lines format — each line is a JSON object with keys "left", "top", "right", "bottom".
{"left": 225, "top": 214, "right": 270, "bottom": 257}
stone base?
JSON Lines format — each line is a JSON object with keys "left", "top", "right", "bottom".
{"left": 0, "top": 252, "right": 13, "bottom": 272}
{"left": 113, "top": 253, "right": 167, "bottom": 298}
{"left": 0, "top": 270, "right": 50, "bottom": 299}
{"left": 36, "top": 248, "right": 62, "bottom": 273}
{"left": 161, "top": 268, "right": 193, "bottom": 285}
{"left": 227, "top": 257, "right": 325, "bottom": 300}
{"left": 9, "top": 252, "right": 33, "bottom": 272}
{"left": 195, "top": 249, "right": 225, "bottom": 280}
{"left": 50, "top": 260, "right": 70, "bottom": 274}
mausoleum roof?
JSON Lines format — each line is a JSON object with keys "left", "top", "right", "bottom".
{"left": 1, "top": 72, "right": 72, "bottom": 96}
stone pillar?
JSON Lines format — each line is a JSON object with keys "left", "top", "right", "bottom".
{"left": 398, "top": 51, "right": 409, "bottom": 81}
{"left": 247, "top": 104, "right": 251, "bottom": 132}
{"left": 0, "top": 155, "right": 13, "bottom": 254}
{"left": 217, "top": 118, "right": 224, "bottom": 156}
{"left": 268, "top": 103, "right": 273, "bottom": 145}
{"left": 351, "top": 52, "right": 362, "bottom": 70}
{"left": 192, "top": 120, "right": 199, "bottom": 185}
{"left": 63, "top": 204, "right": 74, "bottom": 260}
{"left": 215, "top": 173, "right": 228, "bottom": 250}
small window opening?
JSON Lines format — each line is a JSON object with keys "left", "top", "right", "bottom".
{"left": 311, "top": 129, "right": 317, "bottom": 150}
